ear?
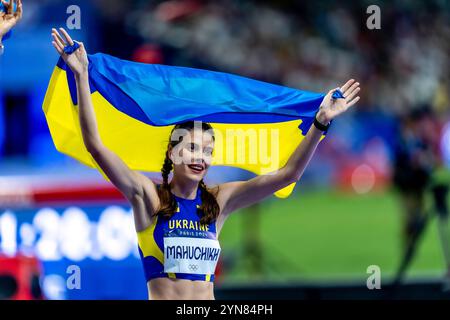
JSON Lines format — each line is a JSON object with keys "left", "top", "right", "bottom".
{"left": 167, "top": 145, "right": 174, "bottom": 163}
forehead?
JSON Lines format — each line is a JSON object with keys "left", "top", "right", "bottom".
{"left": 172, "top": 128, "right": 214, "bottom": 145}
{"left": 185, "top": 129, "right": 214, "bottom": 145}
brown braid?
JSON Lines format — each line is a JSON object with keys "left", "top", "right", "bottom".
{"left": 154, "top": 121, "right": 220, "bottom": 225}
{"left": 154, "top": 149, "right": 178, "bottom": 220}
{"left": 198, "top": 178, "right": 220, "bottom": 225}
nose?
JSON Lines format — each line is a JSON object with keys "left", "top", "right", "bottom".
{"left": 193, "top": 158, "right": 204, "bottom": 165}
{"left": 191, "top": 150, "right": 204, "bottom": 164}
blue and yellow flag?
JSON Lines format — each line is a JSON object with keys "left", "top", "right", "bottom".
{"left": 43, "top": 53, "right": 326, "bottom": 198}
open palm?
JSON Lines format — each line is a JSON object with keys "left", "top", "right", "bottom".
{"left": 51, "top": 27, "right": 89, "bottom": 76}
{"left": 318, "top": 79, "right": 361, "bottom": 123}
{"left": 0, "top": 0, "right": 22, "bottom": 37}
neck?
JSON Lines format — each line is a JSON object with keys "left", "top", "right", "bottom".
{"left": 169, "top": 176, "right": 199, "bottom": 200}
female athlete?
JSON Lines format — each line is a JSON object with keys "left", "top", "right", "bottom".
{"left": 51, "top": 27, "right": 360, "bottom": 300}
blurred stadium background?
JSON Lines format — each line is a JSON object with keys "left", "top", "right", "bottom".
{"left": 0, "top": 0, "right": 449, "bottom": 299}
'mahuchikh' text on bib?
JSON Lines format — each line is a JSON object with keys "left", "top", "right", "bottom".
{"left": 163, "top": 228, "right": 221, "bottom": 275}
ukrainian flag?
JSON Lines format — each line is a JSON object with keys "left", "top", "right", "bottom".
{"left": 43, "top": 53, "right": 326, "bottom": 198}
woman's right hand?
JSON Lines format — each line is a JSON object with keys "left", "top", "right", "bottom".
{"left": 0, "top": 0, "right": 23, "bottom": 38}
{"left": 51, "top": 27, "right": 89, "bottom": 77}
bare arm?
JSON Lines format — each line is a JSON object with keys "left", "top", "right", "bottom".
{"left": 216, "top": 80, "right": 361, "bottom": 226}
{"left": 74, "top": 71, "right": 143, "bottom": 195}
{"left": 51, "top": 28, "right": 159, "bottom": 231}
{"left": 216, "top": 124, "right": 323, "bottom": 216}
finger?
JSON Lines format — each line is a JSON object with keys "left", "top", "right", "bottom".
{"left": 52, "top": 41, "right": 64, "bottom": 56}
{"left": 52, "top": 28, "right": 67, "bottom": 46}
{"left": 345, "top": 87, "right": 360, "bottom": 102}
{"left": 6, "top": 0, "right": 12, "bottom": 15}
{"left": 344, "top": 81, "right": 359, "bottom": 96}
{"left": 77, "top": 41, "right": 86, "bottom": 53}
{"left": 346, "top": 96, "right": 360, "bottom": 109}
{"left": 52, "top": 41, "right": 63, "bottom": 55}
{"left": 1, "top": 0, "right": 9, "bottom": 14}
{"left": 52, "top": 34, "right": 65, "bottom": 52}
{"left": 52, "top": 32, "right": 63, "bottom": 46}
{"left": 59, "top": 27, "right": 74, "bottom": 46}
{"left": 14, "top": 0, "right": 22, "bottom": 19}
{"left": 340, "top": 79, "right": 355, "bottom": 92}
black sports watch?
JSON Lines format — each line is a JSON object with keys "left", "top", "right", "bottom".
{"left": 313, "top": 111, "right": 331, "bottom": 131}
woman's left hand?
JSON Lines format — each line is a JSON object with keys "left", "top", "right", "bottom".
{"left": 316, "top": 79, "right": 361, "bottom": 125}
{"left": 0, "top": 0, "right": 22, "bottom": 38}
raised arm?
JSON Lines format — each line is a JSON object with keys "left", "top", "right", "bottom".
{"left": 51, "top": 28, "right": 159, "bottom": 231}
{"left": 216, "top": 80, "right": 360, "bottom": 224}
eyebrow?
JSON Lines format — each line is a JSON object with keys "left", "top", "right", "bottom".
{"left": 189, "top": 142, "right": 213, "bottom": 146}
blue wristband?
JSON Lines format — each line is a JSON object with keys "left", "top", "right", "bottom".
{"left": 332, "top": 89, "right": 345, "bottom": 99}
{"left": 63, "top": 42, "right": 80, "bottom": 55}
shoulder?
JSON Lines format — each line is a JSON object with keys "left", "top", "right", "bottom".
{"left": 207, "top": 182, "right": 244, "bottom": 235}
{"left": 208, "top": 181, "right": 245, "bottom": 215}
{"left": 133, "top": 174, "right": 161, "bottom": 214}
{"left": 211, "top": 181, "right": 245, "bottom": 198}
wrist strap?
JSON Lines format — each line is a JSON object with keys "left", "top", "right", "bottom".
{"left": 64, "top": 41, "right": 80, "bottom": 55}
{"left": 313, "top": 112, "right": 331, "bottom": 131}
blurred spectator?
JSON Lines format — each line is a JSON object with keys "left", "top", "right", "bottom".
{"left": 130, "top": 0, "right": 449, "bottom": 117}
{"left": 392, "top": 108, "right": 435, "bottom": 250}
{"left": 1, "top": 0, "right": 449, "bottom": 182}
{"left": 392, "top": 106, "right": 450, "bottom": 287}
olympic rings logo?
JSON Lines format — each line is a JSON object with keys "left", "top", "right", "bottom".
{"left": 188, "top": 264, "right": 198, "bottom": 271}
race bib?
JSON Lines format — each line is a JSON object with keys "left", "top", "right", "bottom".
{"left": 163, "top": 229, "right": 221, "bottom": 275}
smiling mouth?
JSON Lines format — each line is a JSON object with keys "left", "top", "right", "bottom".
{"left": 187, "top": 164, "right": 204, "bottom": 174}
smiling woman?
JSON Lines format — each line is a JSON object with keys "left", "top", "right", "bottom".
{"left": 155, "top": 121, "right": 220, "bottom": 226}
{"left": 135, "top": 121, "right": 222, "bottom": 299}
{"left": 48, "top": 26, "right": 360, "bottom": 300}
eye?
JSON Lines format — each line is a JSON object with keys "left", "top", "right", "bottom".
{"left": 189, "top": 143, "right": 197, "bottom": 152}
{"left": 204, "top": 148, "right": 213, "bottom": 156}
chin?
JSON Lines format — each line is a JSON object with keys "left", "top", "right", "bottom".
{"left": 185, "top": 167, "right": 207, "bottom": 182}
{"left": 187, "top": 172, "right": 206, "bottom": 182}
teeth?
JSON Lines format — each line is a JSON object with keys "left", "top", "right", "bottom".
{"left": 189, "top": 165, "right": 203, "bottom": 170}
